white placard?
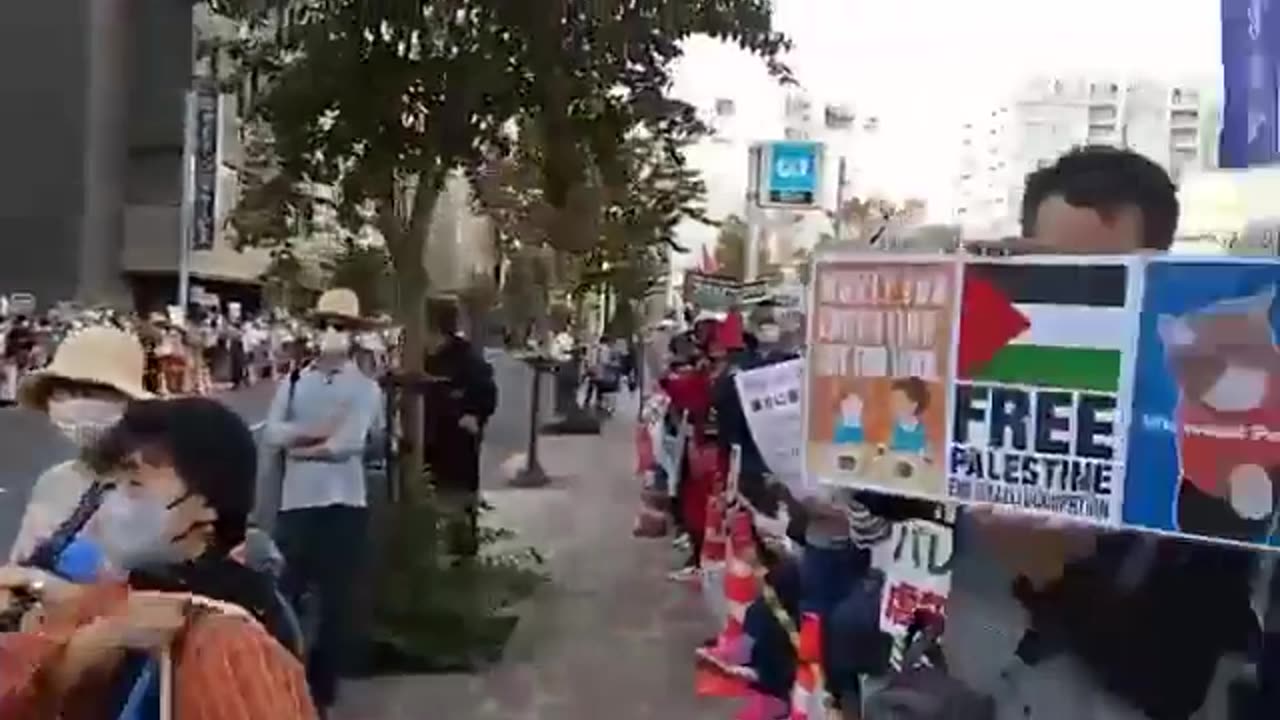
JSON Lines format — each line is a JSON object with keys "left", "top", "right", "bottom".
{"left": 734, "top": 358, "right": 805, "bottom": 489}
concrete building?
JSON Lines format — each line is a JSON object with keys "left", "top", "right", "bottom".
{"left": 0, "top": 2, "right": 267, "bottom": 314}
{"left": 951, "top": 75, "right": 1220, "bottom": 237}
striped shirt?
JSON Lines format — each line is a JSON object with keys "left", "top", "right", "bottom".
{"left": 0, "top": 584, "right": 315, "bottom": 719}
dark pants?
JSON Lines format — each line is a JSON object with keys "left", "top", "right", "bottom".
{"left": 275, "top": 505, "right": 369, "bottom": 709}
{"left": 801, "top": 544, "right": 873, "bottom": 708}
{"left": 427, "top": 428, "right": 482, "bottom": 558}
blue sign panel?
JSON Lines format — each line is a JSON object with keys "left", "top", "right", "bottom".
{"left": 1125, "top": 258, "right": 1280, "bottom": 548}
{"left": 765, "top": 141, "right": 820, "bottom": 206}
{"left": 1221, "top": 0, "right": 1280, "bottom": 167}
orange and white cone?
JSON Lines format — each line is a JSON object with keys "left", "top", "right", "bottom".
{"left": 699, "top": 506, "right": 759, "bottom": 662}
{"left": 700, "top": 492, "right": 729, "bottom": 623}
{"left": 695, "top": 505, "right": 759, "bottom": 697}
{"left": 790, "top": 612, "right": 826, "bottom": 720}
{"left": 722, "top": 507, "right": 759, "bottom": 642}
{"left": 789, "top": 662, "right": 825, "bottom": 720}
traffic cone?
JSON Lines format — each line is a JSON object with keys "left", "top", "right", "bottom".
{"left": 790, "top": 662, "right": 823, "bottom": 720}
{"left": 700, "top": 491, "right": 729, "bottom": 624}
{"left": 790, "top": 612, "right": 828, "bottom": 720}
{"left": 722, "top": 506, "right": 759, "bottom": 641}
{"left": 699, "top": 506, "right": 759, "bottom": 662}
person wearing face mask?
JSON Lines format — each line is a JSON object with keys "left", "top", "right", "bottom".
{"left": 6, "top": 326, "right": 152, "bottom": 564}
{"left": 264, "top": 288, "right": 384, "bottom": 715}
{"left": 0, "top": 397, "right": 315, "bottom": 719}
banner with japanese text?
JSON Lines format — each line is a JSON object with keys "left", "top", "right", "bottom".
{"left": 804, "top": 257, "right": 958, "bottom": 499}
{"left": 870, "top": 505, "right": 956, "bottom": 664}
{"left": 735, "top": 358, "right": 805, "bottom": 490}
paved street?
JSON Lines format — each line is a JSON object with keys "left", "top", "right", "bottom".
{"left": 339, "top": 393, "right": 731, "bottom": 720}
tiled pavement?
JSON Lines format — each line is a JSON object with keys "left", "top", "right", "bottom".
{"left": 337, "top": 397, "right": 735, "bottom": 720}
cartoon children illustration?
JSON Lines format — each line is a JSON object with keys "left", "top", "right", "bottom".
{"left": 1157, "top": 286, "right": 1280, "bottom": 542}
{"left": 832, "top": 390, "right": 865, "bottom": 444}
{"left": 888, "top": 376, "right": 930, "bottom": 456}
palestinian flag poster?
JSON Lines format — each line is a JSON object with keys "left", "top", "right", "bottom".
{"left": 947, "top": 257, "right": 1143, "bottom": 525}
{"left": 805, "top": 255, "right": 959, "bottom": 499}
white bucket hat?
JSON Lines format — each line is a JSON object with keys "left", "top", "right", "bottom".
{"left": 18, "top": 326, "right": 153, "bottom": 409}
{"left": 312, "top": 288, "right": 365, "bottom": 325}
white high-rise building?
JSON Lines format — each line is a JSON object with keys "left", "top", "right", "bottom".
{"left": 951, "top": 75, "right": 1220, "bottom": 237}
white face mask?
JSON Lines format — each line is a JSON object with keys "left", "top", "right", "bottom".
{"left": 318, "top": 328, "right": 350, "bottom": 356}
{"left": 1201, "top": 364, "right": 1268, "bottom": 413}
{"left": 758, "top": 324, "right": 781, "bottom": 344}
{"left": 96, "top": 489, "right": 188, "bottom": 571}
{"left": 48, "top": 397, "right": 124, "bottom": 447}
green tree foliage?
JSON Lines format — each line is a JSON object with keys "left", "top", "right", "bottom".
{"left": 217, "top": 0, "right": 788, "bottom": 473}
{"left": 713, "top": 214, "right": 750, "bottom": 280}
{"left": 828, "top": 196, "right": 928, "bottom": 243}
{"left": 325, "top": 240, "right": 393, "bottom": 317}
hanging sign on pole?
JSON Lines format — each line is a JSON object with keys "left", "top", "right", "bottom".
{"left": 749, "top": 140, "right": 825, "bottom": 209}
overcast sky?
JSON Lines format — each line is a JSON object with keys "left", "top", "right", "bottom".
{"left": 667, "top": 0, "right": 1224, "bottom": 258}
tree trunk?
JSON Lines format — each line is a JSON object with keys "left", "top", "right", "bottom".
{"left": 393, "top": 258, "right": 428, "bottom": 495}
{"left": 386, "top": 173, "right": 443, "bottom": 500}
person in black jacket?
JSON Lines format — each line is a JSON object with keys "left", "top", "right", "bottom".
{"left": 422, "top": 299, "right": 498, "bottom": 560}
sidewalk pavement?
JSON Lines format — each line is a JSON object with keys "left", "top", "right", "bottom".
{"left": 338, "top": 398, "right": 735, "bottom": 720}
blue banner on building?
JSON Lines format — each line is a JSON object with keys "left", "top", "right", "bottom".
{"left": 1221, "top": 0, "right": 1280, "bottom": 167}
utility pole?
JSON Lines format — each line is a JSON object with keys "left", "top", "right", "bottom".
{"left": 744, "top": 145, "right": 763, "bottom": 282}
{"left": 177, "top": 89, "right": 196, "bottom": 313}
{"left": 832, "top": 156, "right": 849, "bottom": 243}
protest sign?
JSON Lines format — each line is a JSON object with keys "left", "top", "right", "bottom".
{"left": 805, "top": 257, "right": 958, "bottom": 498}
{"left": 684, "top": 271, "right": 769, "bottom": 311}
{"left": 947, "top": 257, "right": 1141, "bottom": 525}
{"left": 1125, "top": 258, "right": 1280, "bottom": 548}
{"left": 735, "top": 359, "right": 804, "bottom": 488}
{"left": 870, "top": 505, "right": 956, "bottom": 657}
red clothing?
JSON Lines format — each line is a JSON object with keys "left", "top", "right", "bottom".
{"left": 1177, "top": 372, "right": 1280, "bottom": 498}
{"left": 681, "top": 438, "right": 725, "bottom": 537}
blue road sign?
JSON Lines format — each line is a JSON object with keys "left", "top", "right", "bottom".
{"left": 764, "top": 141, "right": 821, "bottom": 207}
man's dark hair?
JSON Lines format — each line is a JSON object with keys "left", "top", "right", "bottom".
{"left": 87, "top": 397, "right": 257, "bottom": 552}
{"left": 427, "top": 298, "right": 459, "bottom": 336}
{"left": 1020, "top": 145, "right": 1179, "bottom": 250}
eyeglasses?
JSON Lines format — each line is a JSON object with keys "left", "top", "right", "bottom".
{"left": 316, "top": 321, "right": 350, "bottom": 332}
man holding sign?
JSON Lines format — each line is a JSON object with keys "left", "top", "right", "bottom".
{"left": 950, "top": 147, "right": 1257, "bottom": 720}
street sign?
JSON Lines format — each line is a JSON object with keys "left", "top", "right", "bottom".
{"left": 191, "top": 83, "right": 221, "bottom": 251}
{"left": 8, "top": 293, "right": 35, "bottom": 316}
{"left": 751, "top": 141, "right": 825, "bottom": 209}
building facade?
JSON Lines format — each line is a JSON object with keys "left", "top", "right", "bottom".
{"left": 952, "top": 75, "right": 1220, "bottom": 237}
{"left": 0, "top": 2, "right": 267, "bottom": 314}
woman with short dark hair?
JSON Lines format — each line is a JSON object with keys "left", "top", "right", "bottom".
{"left": 0, "top": 398, "right": 315, "bottom": 719}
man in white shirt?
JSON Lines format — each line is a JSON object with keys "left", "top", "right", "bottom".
{"left": 264, "top": 288, "right": 383, "bottom": 715}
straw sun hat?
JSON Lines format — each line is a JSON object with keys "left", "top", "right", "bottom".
{"left": 18, "top": 326, "right": 154, "bottom": 410}
{"left": 312, "top": 288, "right": 367, "bottom": 326}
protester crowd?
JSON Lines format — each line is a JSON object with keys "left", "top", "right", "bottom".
{"left": 634, "top": 146, "right": 1280, "bottom": 720}
{"left": 0, "top": 305, "right": 397, "bottom": 404}
{"left": 0, "top": 288, "right": 495, "bottom": 719}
